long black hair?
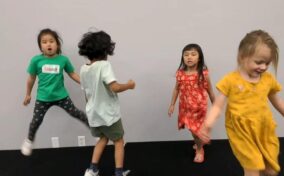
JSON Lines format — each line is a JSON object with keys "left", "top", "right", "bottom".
{"left": 178, "top": 43, "right": 207, "bottom": 84}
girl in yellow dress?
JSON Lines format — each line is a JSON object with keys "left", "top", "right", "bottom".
{"left": 198, "top": 30, "right": 284, "bottom": 176}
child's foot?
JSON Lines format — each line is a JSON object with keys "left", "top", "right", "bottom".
{"left": 193, "top": 148, "right": 204, "bottom": 163}
{"left": 84, "top": 169, "right": 99, "bottom": 176}
{"left": 21, "top": 138, "right": 33, "bottom": 156}
{"left": 122, "top": 170, "right": 130, "bottom": 176}
{"left": 115, "top": 170, "right": 130, "bottom": 176}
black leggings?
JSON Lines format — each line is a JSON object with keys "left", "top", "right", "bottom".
{"left": 27, "top": 97, "right": 88, "bottom": 141}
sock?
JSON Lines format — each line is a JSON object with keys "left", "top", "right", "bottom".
{"left": 90, "top": 163, "right": 98, "bottom": 172}
{"left": 115, "top": 168, "right": 123, "bottom": 176}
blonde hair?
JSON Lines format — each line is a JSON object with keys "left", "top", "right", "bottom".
{"left": 237, "top": 29, "right": 279, "bottom": 72}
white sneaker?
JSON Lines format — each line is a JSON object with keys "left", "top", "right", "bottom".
{"left": 122, "top": 170, "right": 131, "bottom": 176}
{"left": 21, "top": 139, "right": 33, "bottom": 156}
{"left": 115, "top": 170, "right": 131, "bottom": 176}
{"left": 84, "top": 169, "right": 99, "bottom": 176}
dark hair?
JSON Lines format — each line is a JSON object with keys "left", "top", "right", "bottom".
{"left": 178, "top": 43, "right": 207, "bottom": 84}
{"left": 78, "top": 31, "right": 115, "bottom": 60}
{"left": 37, "top": 28, "right": 62, "bottom": 54}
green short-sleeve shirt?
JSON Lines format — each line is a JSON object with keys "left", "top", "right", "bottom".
{"left": 27, "top": 54, "right": 75, "bottom": 102}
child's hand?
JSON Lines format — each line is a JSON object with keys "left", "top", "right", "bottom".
{"left": 197, "top": 123, "right": 211, "bottom": 144}
{"left": 127, "top": 80, "right": 135, "bottom": 89}
{"left": 168, "top": 105, "right": 174, "bottom": 117}
{"left": 23, "top": 95, "right": 31, "bottom": 106}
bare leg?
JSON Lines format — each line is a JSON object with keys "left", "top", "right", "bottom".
{"left": 192, "top": 134, "right": 204, "bottom": 163}
{"left": 91, "top": 136, "right": 109, "bottom": 163}
{"left": 261, "top": 161, "right": 278, "bottom": 176}
{"left": 244, "top": 169, "right": 260, "bottom": 176}
{"left": 192, "top": 134, "right": 203, "bottom": 149}
{"left": 114, "top": 138, "right": 125, "bottom": 168}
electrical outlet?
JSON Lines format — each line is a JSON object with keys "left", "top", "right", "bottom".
{"left": 78, "top": 136, "right": 86, "bottom": 146}
{"left": 51, "top": 137, "right": 60, "bottom": 148}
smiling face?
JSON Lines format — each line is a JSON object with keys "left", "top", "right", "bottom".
{"left": 40, "top": 34, "right": 58, "bottom": 57}
{"left": 241, "top": 43, "right": 272, "bottom": 79}
{"left": 182, "top": 49, "right": 199, "bottom": 70}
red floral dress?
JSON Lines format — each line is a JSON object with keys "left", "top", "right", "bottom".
{"left": 176, "top": 69, "right": 209, "bottom": 134}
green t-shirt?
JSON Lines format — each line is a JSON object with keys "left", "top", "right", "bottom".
{"left": 27, "top": 54, "right": 75, "bottom": 102}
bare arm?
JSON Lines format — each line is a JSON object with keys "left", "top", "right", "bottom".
{"left": 68, "top": 72, "right": 80, "bottom": 84}
{"left": 206, "top": 75, "right": 215, "bottom": 103}
{"left": 204, "top": 93, "right": 226, "bottom": 128}
{"left": 168, "top": 81, "right": 179, "bottom": 117}
{"left": 109, "top": 80, "right": 135, "bottom": 93}
{"left": 198, "top": 92, "right": 227, "bottom": 143}
{"left": 23, "top": 75, "right": 36, "bottom": 106}
{"left": 269, "top": 93, "right": 284, "bottom": 116}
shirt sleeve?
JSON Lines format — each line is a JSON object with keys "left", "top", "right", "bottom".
{"left": 64, "top": 56, "right": 75, "bottom": 73}
{"left": 27, "top": 57, "right": 37, "bottom": 75}
{"left": 79, "top": 65, "right": 85, "bottom": 90}
{"left": 216, "top": 74, "right": 231, "bottom": 96}
{"left": 102, "top": 61, "right": 116, "bottom": 84}
{"left": 268, "top": 73, "right": 282, "bottom": 95}
{"left": 203, "top": 69, "right": 209, "bottom": 76}
{"left": 175, "top": 70, "right": 182, "bottom": 88}
{"left": 202, "top": 69, "right": 209, "bottom": 89}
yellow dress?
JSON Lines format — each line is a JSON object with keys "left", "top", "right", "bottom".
{"left": 217, "top": 71, "right": 281, "bottom": 172}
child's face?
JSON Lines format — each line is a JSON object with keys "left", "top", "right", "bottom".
{"left": 242, "top": 43, "right": 272, "bottom": 78}
{"left": 183, "top": 49, "right": 199, "bottom": 70}
{"left": 40, "top": 34, "right": 58, "bottom": 57}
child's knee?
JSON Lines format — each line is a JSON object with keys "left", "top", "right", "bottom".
{"left": 100, "top": 136, "right": 109, "bottom": 143}
{"left": 244, "top": 169, "right": 260, "bottom": 176}
{"left": 113, "top": 138, "right": 124, "bottom": 146}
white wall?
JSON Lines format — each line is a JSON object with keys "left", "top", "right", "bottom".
{"left": 1, "top": 0, "right": 284, "bottom": 150}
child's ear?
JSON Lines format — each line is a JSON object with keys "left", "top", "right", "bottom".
{"left": 237, "top": 56, "right": 246, "bottom": 64}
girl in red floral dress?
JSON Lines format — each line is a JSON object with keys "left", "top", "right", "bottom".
{"left": 168, "top": 43, "right": 215, "bottom": 163}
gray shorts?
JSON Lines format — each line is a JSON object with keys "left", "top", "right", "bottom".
{"left": 90, "top": 119, "right": 124, "bottom": 141}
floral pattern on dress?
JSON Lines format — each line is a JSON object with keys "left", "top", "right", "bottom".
{"left": 176, "top": 69, "right": 209, "bottom": 134}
